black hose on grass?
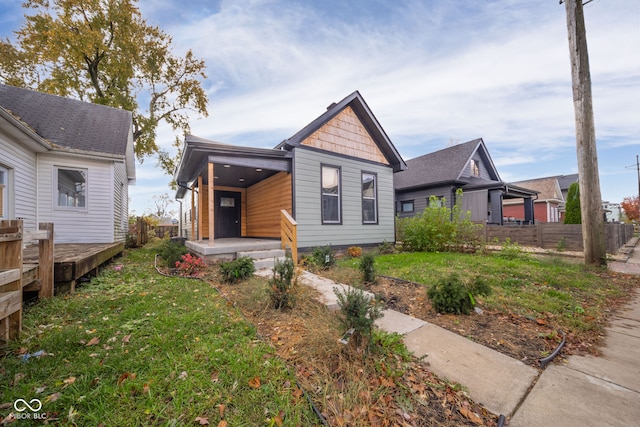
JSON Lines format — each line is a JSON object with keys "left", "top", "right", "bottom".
{"left": 539, "top": 330, "right": 566, "bottom": 369}
{"left": 153, "top": 254, "right": 328, "bottom": 425}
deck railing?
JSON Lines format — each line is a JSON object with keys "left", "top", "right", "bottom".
{"left": 280, "top": 210, "right": 298, "bottom": 265}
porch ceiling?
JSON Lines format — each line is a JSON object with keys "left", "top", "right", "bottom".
{"left": 204, "top": 163, "right": 280, "bottom": 188}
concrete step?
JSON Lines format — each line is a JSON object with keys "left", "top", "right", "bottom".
{"left": 252, "top": 256, "right": 287, "bottom": 271}
{"left": 237, "top": 249, "right": 285, "bottom": 260}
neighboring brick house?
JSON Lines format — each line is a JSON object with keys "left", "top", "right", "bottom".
{"left": 502, "top": 175, "right": 578, "bottom": 223}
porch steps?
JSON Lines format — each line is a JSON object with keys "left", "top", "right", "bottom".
{"left": 237, "top": 249, "right": 286, "bottom": 271}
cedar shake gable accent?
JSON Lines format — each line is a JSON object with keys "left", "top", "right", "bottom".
{"left": 276, "top": 91, "right": 407, "bottom": 172}
{"left": 0, "top": 83, "right": 131, "bottom": 156}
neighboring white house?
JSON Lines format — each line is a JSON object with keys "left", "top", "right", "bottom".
{"left": 0, "top": 84, "right": 136, "bottom": 243}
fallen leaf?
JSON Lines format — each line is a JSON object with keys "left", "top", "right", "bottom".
{"left": 45, "top": 392, "right": 61, "bottom": 403}
{"left": 178, "top": 371, "right": 188, "bottom": 380}
{"left": 63, "top": 376, "right": 76, "bottom": 387}
{"left": 217, "top": 421, "right": 228, "bottom": 427}
{"left": 536, "top": 318, "right": 546, "bottom": 325}
{"left": 117, "top": 372, "right": 136, "bottom": 385}
{"left": 122, "top": 334, "right": 131, "bottom": 343}
{"left": 194, "top": 416, "right": 209, "bottom": 425}
{"left": 248, "top": 376, "right": 261, "bottom": 389}
{"left": 86, "top": 337, "right": 100, "bottom": 346}
{"left": 459, "top": 406, "right": 484, "bottom": 425}
{"left": 13, "top": 373, "right": 25, "bottom": 385}
{"left": 218, "top": 404, "right": 225, "bottom": 418}
{"left": 142, "top": 383, "right": 151, "bottom": 394}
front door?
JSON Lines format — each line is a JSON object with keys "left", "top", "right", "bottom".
{"left": 214, "top": 191, "right": 241, "bottom": 238}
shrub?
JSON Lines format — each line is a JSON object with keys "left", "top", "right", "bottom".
{"left": 219, "top": 256, "right": 256, "bottom": 284}
{"left": 334, "top": 286, "right": 383, "bottom": 348}
{"left": 564, "top": 182, "right": 581, "bottom": 224}
{"left": 359, "top": 253, "right": 376, "bottom": 284}
{"left": 497, "top": 238, "right": 528, "bottom": 260}
{"left": 427, "top": 274, "right": 491, "bottom": 315}
{"left": 378, "top": 240, "right": 396, "bottom": 255}
{"left": 347, "top": 246, "right": 363, "bottom": 258}
{"left": 309, "top": 245, "right": 336, "bottom": 270}
{"left": 269, "top": 256, "right": 297, "bottom": 310}
{"left": 175, "top": 253, "right": 207, "bottom": 276}
{"left": 158, "top": 238, "right": 189, "bottom": 267}
{"left": 396, "top": 190, "right": 481, "bottom": 253}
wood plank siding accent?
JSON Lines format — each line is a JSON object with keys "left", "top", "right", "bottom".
{"left": 301, "top": 107, "right": 389, "bottom": 165}
{"left": 246, "top": 172, "right": 292, "bottom": 238}
{"left": 208, "top": 163, "right": 214, "bottom": 241}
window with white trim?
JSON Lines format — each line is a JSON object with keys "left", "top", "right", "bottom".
{"left": 56, "top": 167, "right": 87, "bottom": 209}
{"left": 321, "top": 165, "right": 341, "bottom": 224}
{"left": 362, "top": 172, "right": 377, "bottom": 224}
{"left": 470, "top": 159, "right": 480, "bottom": 176}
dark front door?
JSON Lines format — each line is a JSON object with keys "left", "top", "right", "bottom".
{"left": 214, "top": 191, "right": 241, "bottom": 238}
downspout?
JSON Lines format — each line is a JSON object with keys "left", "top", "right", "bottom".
{"left": 176, "top": 199, "right": 183, "bottom": 238}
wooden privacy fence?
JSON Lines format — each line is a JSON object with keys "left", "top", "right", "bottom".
{"left": 481, "top": 223, "right": 634, "bottom": 254}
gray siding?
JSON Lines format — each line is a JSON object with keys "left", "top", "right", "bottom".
{"left": 113, "top": 161, "right": 128, "bottom": 242}
{"left": 293, "top": 147, "right": 395, "bottom": 248}
{"left": 395, "top": 186, "right": 455, "bottom": 218}
{"left": 0, "top": 129, "right": 38, "bottom": 230}
{"left": 460, "top": 152, "right": 492, "bottom": 180}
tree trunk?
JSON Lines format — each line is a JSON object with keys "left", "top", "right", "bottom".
{"left": 564, "top": 0, "right": 606, "bottom": 266}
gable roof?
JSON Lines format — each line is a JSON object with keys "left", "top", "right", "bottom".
{"left": 0, "top": 84, "right": 132, "bottom": 157}
{"left": 510, "top": 177, "right": 564, "bottom": 203}
{"left": 276, "top": 91, "right": 407, "bottom": 172}
{"left": 394, "top": 138, "right": 500, "bottom": 190}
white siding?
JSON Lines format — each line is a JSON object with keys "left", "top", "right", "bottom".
{"left": 293, "top": 148, "right": 395, "bottom": 248}
{"left": 0, "top": 130, "right": 38, "bottom": 230}
{"left": 113, "top": 161, "right": 128, "bottom": 242}
{"left": 180, "top": 187, "right": 198, "bottom": 240}
{"left": 37, "top": 154, "right": 114, "bottom": 243}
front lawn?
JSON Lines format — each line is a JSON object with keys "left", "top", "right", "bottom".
{"left": 0, "top": 246, "right": 317, "bottom": 426}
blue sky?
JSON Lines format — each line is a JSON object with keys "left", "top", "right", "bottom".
{"left": 1, "top": 0, "right": 639, "bottom": 216}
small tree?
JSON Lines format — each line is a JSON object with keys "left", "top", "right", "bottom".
{"left": 621, "top": 196, "right": 639, "bottom": 222}
{"left": 564, "top": 182, "right": 582, "bottom": 224}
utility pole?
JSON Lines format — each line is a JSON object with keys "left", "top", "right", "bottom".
{"left": 563, "top": 0, "right": 606, "bottom": 266}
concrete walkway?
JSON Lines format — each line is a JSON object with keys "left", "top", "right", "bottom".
{"left": 287, "top": 239, "right": 640, "bottom": 423}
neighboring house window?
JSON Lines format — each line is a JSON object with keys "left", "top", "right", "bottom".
{"left": 399, "top": 200, "right": 414, "bottom": 213}
{"left": 56, "top": 167, "right": 87, "bottom": 209}
{"left": 0, "top": 166, "right": 7, "bottom": 219}
{"left": 428, "top": 196, "right": 445, "bottom": 208}
{"left": 470, "top": 159, "right": 480, "bottom": 176}
{"left": 362, "top": 172, "right": 377, "bottom": 224}
{"left": 321, "top": 165, "right": 341, "bottom": 224}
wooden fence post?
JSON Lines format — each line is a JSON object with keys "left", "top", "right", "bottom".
{"left": 38, "top": 223, "right": 54, "bottom": 299}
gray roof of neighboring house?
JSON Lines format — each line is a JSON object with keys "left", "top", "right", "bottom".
{"left": 510, "top": 177, "right": 564, "bottom": 202}
{"left": 276, "top": 90, "right": 407, "bottom": 173}
{"left": 0, "top": 83, "right": 132, "bottom": 156}
{"left": 394, "top": 138, "right": 489, "bottom": 190}
{"left": 556, "top": 174, "right": 579, "bottom": 191}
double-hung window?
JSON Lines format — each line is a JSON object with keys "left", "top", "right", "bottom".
{"left": 362, "top": 172, "right": 377, "bottom": 224}
{"left": 56, "top": 167, "right": 87, "bottom": 209}
{"left": 321, "top": 165, "right": 341, "bottom": 224}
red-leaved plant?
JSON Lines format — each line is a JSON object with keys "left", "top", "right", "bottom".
{"left": 175, "top": 253, "right": 206, "bottom": 276}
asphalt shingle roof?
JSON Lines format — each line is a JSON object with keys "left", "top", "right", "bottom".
{"left": 394, "top": 138, "right": 482, "bottom": 190}
{"left": 0, "top": 84, "right": 131, "bottom": 156}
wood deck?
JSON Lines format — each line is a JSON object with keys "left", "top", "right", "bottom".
{"left": 23, "top": 242, "right": 124, "bottom": 294}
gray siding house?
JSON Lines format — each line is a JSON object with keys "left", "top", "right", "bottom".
{"left": 0, "top": 84, "right": 135, "bottom": 243}
{"left": 394, "top": 138, "right": 536, "bottom": 224}
{"left": 174, "top": 90, "right": 407, "bottom": 252}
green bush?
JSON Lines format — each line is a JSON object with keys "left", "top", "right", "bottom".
{"left": 427, "top": 274, "right": 491, "bottom": 315}
{"left": 157, "top": 238, "right": 189, "bottom": 267}
{"left": 497, "top": 238, "right": 528, "bottom": 260}
{"left": 270, "top": 256, "right": 297, "bottom": 310}
{"left": 396, "top": 190, "right": 481, "bottom": 253}
{"left": 359, "top": 253, "right": 376, "bottom": 284}
{"left": 219, "top": 256, "right": 256, "bottom": 284}
{"left": 564, "top": 182, "right": 581, "bottom": 224}
{"left": 309, "top": 245, "right": 336, "bottom": 270}
{"left": 377, "top": 240, "right": 396, "bottom": 255}
{"left": 334, "top": 286, "right": 383, "bottom": 348}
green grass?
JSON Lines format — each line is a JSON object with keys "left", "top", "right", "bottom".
{"left": 1, "top": 244, "right": 317, "bottom": 426}
{"left": 334, "top": 251, "right": 630, "bottom": 335}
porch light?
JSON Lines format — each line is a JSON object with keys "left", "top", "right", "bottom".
{"left": 223, "top": 164, "right": 231, "bottom": 168}
{"left": 239, "top": 178, "right": 245, "bottom": 182}
{"left": 214, "top": 176, "right": 219, "bottom": 179}
{"left": 256, "top": 168, "right": 262, "bottom": 172}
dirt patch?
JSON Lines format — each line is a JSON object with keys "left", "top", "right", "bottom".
{"left": 370, "top": 276, "right": 560, "bottom": 368}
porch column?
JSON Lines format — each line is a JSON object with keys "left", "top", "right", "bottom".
{"left": 191, "top": 184, "right": 195, "bottom": 240}
{"left": 208, "top": 162, "right": 215, "bottom": 242}
{"left": 523, "top": 197, "right": 535, "bottom": 225}
{"left": 489, "top": 190, "right": 503, "bottom": 225}
{"left": 198, "top": 176, "right": 203, "bottom": 240}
